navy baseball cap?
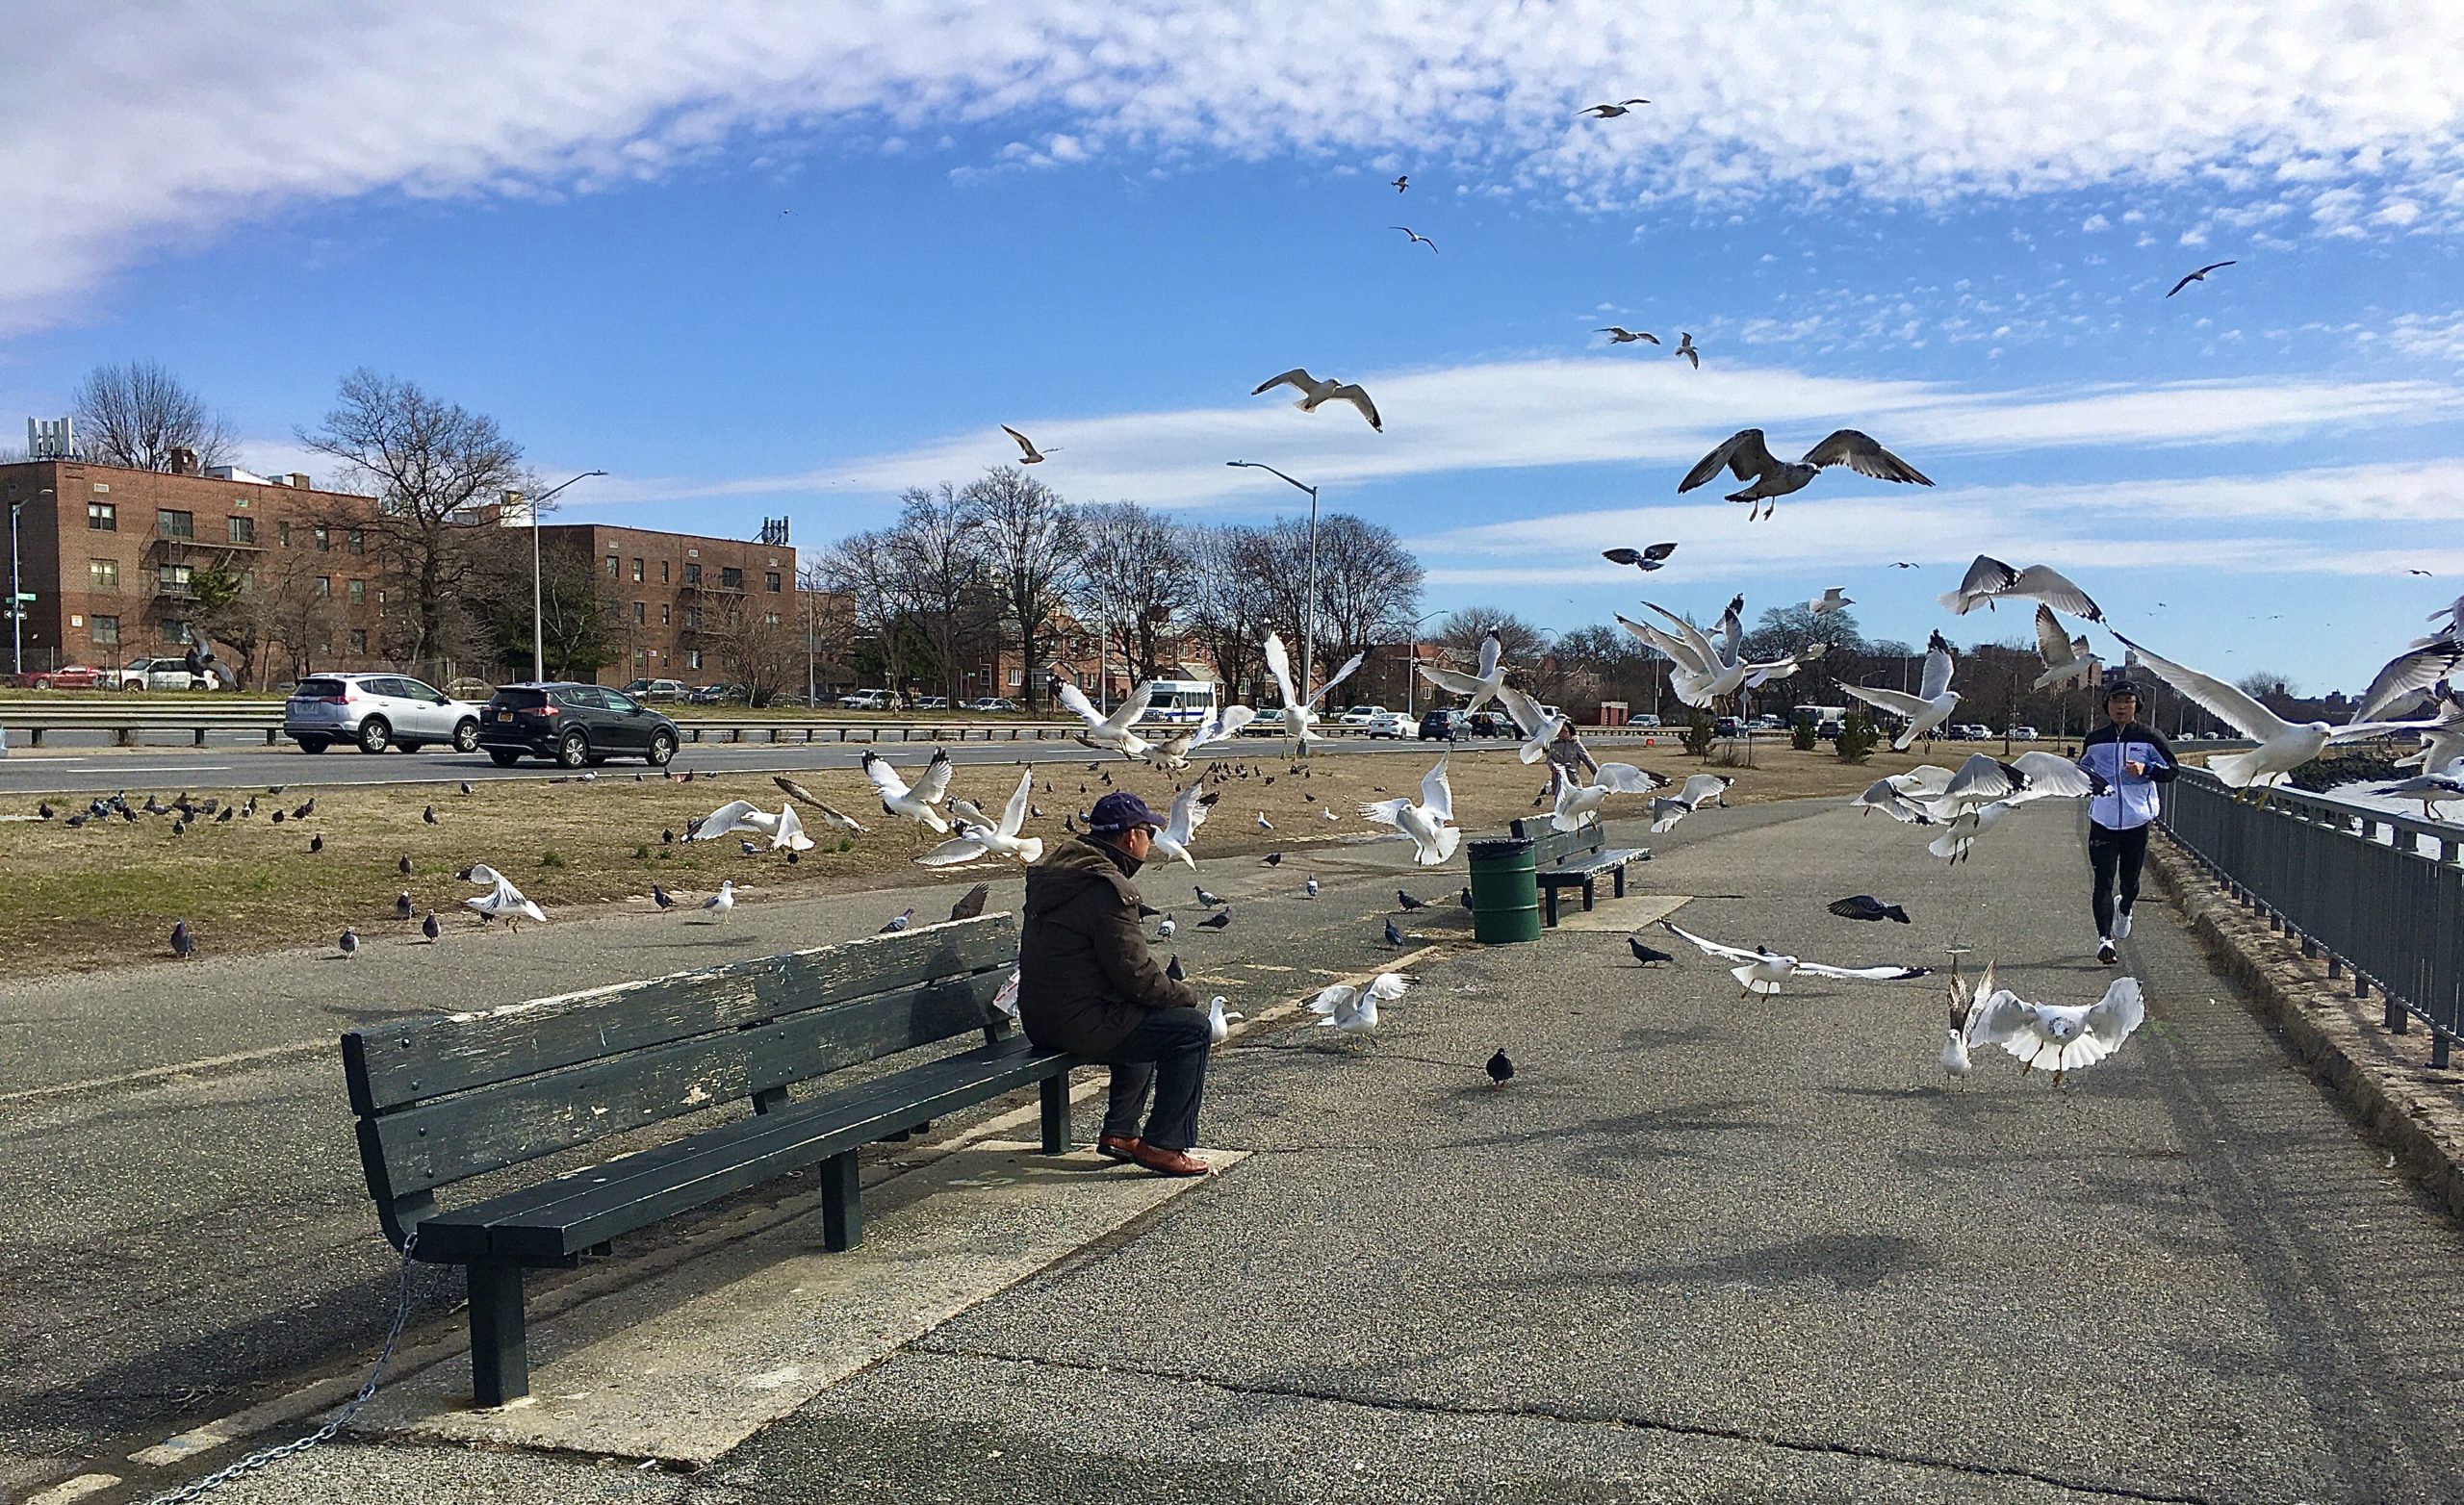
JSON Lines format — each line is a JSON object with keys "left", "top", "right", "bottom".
{"left": 1088, "top": 791, "right": 1164, "bottom": 832}
{"left": 2103, "top": 680, "right": 2140, "bottom": 702}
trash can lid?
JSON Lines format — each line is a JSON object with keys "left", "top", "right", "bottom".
{"left": 1466, "top": 836, "right": 1534, "bottom": 857}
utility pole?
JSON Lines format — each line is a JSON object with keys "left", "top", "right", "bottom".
{"left": 524, "top": 471, "right": 605, "bottom": 680}
{"left": 1224, "top": 461, "right": 1320, "bottom": 752}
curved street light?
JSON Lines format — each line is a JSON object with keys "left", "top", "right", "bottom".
{"left": 1225, "top": 461, "right": 1320, "bottom": 749}
{"left": 526, "top": 471, "right": 606, "bottom": 681}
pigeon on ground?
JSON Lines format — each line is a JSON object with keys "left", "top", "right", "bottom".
{"left": 1157, "top": 913, "right": 1177, "bottom": 938}
{"left": 170, "top": 921, "right": 193, "bottom": 959}
{"left": 1250, "top": 369, "right": 1381, "bottom": 431}
{"left": 37, "top": 803, "right": 52, "bottom": 820}
{"left": 459, "top": 781, "right": 473, "bottom": 796}
{"left": 1304, "top": 877, "right": 1320, "bottom": 898}
{"left": 1263, "top": 852, "right": 1284, "bottom": 866}
{"left": 1679, "top": 427, "right": 1932, "bottom": 521}
{"left": 1460, "top": 887, "right": 1475, "bottom": 909}
{"left": 1659, "top": 920, "right": 1928, "bottom": 997}
{"left": 1628, "top": 937, "right": 1675, "bottom": 966}
{"left": 1206, "top": 995, "right": 1245, "bottom": 1044}
{"left": 948, "top": 882, "right": 991, "bottom": 923}
{"left": 1195, "top": 884, "right": 1227, "bottom": 906}
{"left": 653, "top": 883, "right": 677, "bottom": 910}
{"left": 1829, "top": 895, "right": 1912, "bottom": 924}
{"left": 1966, "top": 975, "right": 2147, "bottom": 1081}
{"left": 880, "top": 906, "right": 913, "bottom": 932}
{"left": 393, "top": 891, "right": 414, "bottom": 922}
{"left": 423, "top": 804, "right": 438, "bottom": 825}
{"left": 309, "top": 833, "right": 323, "bottom": 854}
{"left": 1197, "top": 910, "right": 1232, "bottom": 931}
{"left": 421, "top": 912, "right": 441, "bottom": 943}
{"left": 1486, "top": 1050, "right": 1515, "bottom": 1086}
{"left": 1384, "top": 917, "right": 1406, "bottom": 947}
{"left": 217, "top": 806, "right": 233, "bottom": 824}
{"left": 398, "top": 855, "right": 413, "bottom": 876}
{"left": 1361, "top": 757, "right": 1462, "bottom": 865}
{"left": 338, "top": 927, "right": 359, "bottom": 959}
{"left": 1309, "top": 974, "right": 1408, "bottom": 1033}
{"left": 1397, "top": 890, "right": 1428, "bottom": 911}
{"left": 1167, "top": 954, "right": 1186, "bottom": 982}
{"left": 704, "top": 880, "right": 736, "bottom": 919}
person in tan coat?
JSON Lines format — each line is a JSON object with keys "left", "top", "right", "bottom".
{"left": 1019, "top": 791, "right": 1212, "bottom": 1176}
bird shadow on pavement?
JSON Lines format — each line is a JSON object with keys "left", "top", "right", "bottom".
{"left": 1488, "top": 1232, "right": 1939, "bottom": 1295}
{"left": 1614, "top": 1023, "right": 1723, "bottom": 1053}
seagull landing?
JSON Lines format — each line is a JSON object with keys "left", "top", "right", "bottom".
{"left": 1250, "top": 369, "right": 1381, "bottom": 432}
{"left": 1967, "top": 976, "right": 2146, "bottom": 1082}
{"left": 1679, "top": 427, "right": 1933, "bottom": 521}
{"left": 1660, "top": 920, "right": 1928, "bottom": 998}
{"left": 1359, "top": 757, "right": 1460, "bottom": 866}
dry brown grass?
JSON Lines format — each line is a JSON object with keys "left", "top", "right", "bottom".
{"left": 0, "top": 737, "right": 1956, "bottom": 976}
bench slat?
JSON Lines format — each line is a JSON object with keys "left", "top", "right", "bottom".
{"left": 424, "top": 1040, "right": 1074, "bottom": 1262}
{"left": 1535, "top": 848, "right": 1646, "bottom": 880}
{"left": 371, "top": 970, "right": 1008, "bottom": 1195}
{"left": 344, "top": 916, "right": 1016, "bottom": 1113}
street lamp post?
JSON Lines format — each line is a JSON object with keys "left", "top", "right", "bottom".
{"left": 524, "top": 471, "right": 605, "bottom": 680}
{"left": 9, "top": 488, "right": 52, "bottom": 679}
{"left": 1225, "top": 461, "right": 1320, "bottom": 750}
{"left": 1400, "top": 608, "right": 1446, "bottom": 717}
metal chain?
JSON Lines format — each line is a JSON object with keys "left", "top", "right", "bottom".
{"left": 139, "top": 1233, "right": 427, "bottom": 1505}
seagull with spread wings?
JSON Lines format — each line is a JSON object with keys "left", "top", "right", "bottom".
{"left": 1360, "top": 757, "right": 1460, "bottom": 865}
{"left": 1251, "top": 369, "right": 1382, "bottom": 431}
{"left": 687, "top": 799, "right": 816, "bottom": 852}
{"left": 1262, "top": 631, "right": 1368, "bottom": 746}
{"left": 2166, "top": 260, "right": 2236, "bottom": 297}
{"left": 1919, "top": 752, "right": 2107, "bottom": 863}
{"left": 1390, "top": 226, "right": 1438, "bottom": 252}
{"left": 2349, "top": 633, "right": 2464, "bottom": 724}
{"left": 2392, "top": 685, "right": 2462, "bottom": 773}
{"left": 1598, "top": 326, "right": 1659, "bottom": 345}
{"left": 2110, "top": 630, "right": 2418, "bottom": 799}
{"left": 1148, "top": 782, "right": 1217, "bottom": 869}
{"left": 861, "top": 748, "right": 955, "bottom": 833}
{"left": 1840, "top": 632, "right": 1962, "bottom": 750}
{"left": 1055, "top": 676, "right": 1158, "bottom": 759}
{"left": 772, "top": 775, "right": 866, "bottom": 831}
{"left": 2032, "top": 603, "right": 2102, "bottom": 692}
{"left": 1000, "top": 425, "right": 1057, "bottom": 464}
{"left": 1415, "top": 629, "right": 1508, "bottom": 714}
{"left": 1966, "top": 975, "right": 2146, "bottom": 1081}
{"left": 921, "top": 767, "right": 1043, "bottom": 867}
{"left": 1139, "top": 703, "right": 1258, "bottom": 771}
{"left": 1679, "top": 428, "right": 1932, "bottom": 521}
{"left": 1939, "top": 555, "right": 2104, "bottom": 621}
{"left": 1549, "top": 760, "right": 1670, "bottom": 831}
{"left": 1673, "top": 332, "right": 1700, "bottom": 368}
{"left": 1659, "top": 920, "right": 1929, "bottom": 998}
{"left": 1579, "top": 98, "right": 1650, "bottom": 117}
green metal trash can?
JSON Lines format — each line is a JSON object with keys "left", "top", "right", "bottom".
{"left": 1467, "top": 836, "right": 1543, "bottom": 944}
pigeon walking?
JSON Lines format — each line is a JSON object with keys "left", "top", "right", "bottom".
{"left": 421, "top": 911, "right": 442, "bottom": 943}
{"left": 1397, "top": 890, "right": 1428, "bottom": 911}
{"left": 1157, "top": 913, "right": 1177, "bottom": 937}
{"left": 170, "top": 921, "right": 194, "bottom": 960}
{"left": 1629, "top": 937, "right": 1676, "bottom": 966}
{"left": 1384, "top": 917, "right": 1406, "bottom": 947}
{"left": 1195, "top": 884, "right": 1227, "bottom": 907}
{"left": 1304, "top": 877, "right": 1320, "bottom": 898}
{"left": 1485, "top": 1050, "right": 1515, "bottom": 1086}
{"left": 652, "top": 883, "right": 677, "bottom": 910}
{"left": 393, "top": 891, "right": 414, "bottom": 922}
{"left": 880, "top": 906, "right": 914, "bottom": 932}
{"left": 338, "top": 927, "right": 359, "bottom": 959}
{"left": 1197, "top": 910, "right": 1232, "bottom": 931}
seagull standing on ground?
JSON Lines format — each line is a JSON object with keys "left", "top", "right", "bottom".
{"left": 1206, "top": 995, "right": 1244, "bottom": 1044}
{"left": 1309, "top": 974, "right": 1408, "bottom": 1033}
{"left": 1250, "top": 369, "right": 1382, "bottom": 431}
{"left": 461, "top": 863, "right": 547, "bottom": 929}
{"left": 1679, "top": 428, "right": 1933, "bottom": 521}
{"left": 702, "top": 880, "right": 735, "bottom": 920}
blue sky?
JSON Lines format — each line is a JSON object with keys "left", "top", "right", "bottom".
{"left": 4, "top": 2, "right": 2462, "bottom": 695}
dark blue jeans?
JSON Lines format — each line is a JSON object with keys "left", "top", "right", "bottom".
{"left": 1094, "top": 1007, "right": 1211, "bottom": 1152}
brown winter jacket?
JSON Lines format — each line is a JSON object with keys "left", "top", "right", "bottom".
{"left": 1018, "top": 838, "right": 1201, "bottom": 1057}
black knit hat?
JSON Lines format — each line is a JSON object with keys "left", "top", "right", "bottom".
{"left": 2103, "top": 679, "right": 2140, "bottom": 703}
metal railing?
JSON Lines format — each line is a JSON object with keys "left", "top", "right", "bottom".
{"left": 2160, "top": 768, "right": 2464, "bottom": 1067}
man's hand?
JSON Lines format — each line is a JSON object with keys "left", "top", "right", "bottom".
{"left": 2125, "top": 759, "right": 2148, "bottom": 777}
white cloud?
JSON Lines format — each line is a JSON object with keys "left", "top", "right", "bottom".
{"left": 2081, "top": 214, "right": 2110, "bottom": 231}
{"left": 6, "top": 1, "right": 2464, "bottom": 329}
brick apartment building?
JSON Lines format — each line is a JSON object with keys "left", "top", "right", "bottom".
{"left": 534, "top": 521, "right": 806, "bottom": 686}
{"left": 1, "top": 452, "right": 391, "bottom": 680}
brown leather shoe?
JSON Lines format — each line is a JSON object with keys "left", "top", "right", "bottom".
{"left": 1128, "top": 1142, "right": 1210, "bottom": 1177}
{"left": 1095, "top": 1134, "right": 1142, "bottom": 1162}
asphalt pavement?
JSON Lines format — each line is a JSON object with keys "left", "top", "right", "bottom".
{"left": 14, "top": 795, "right": 2464, "bottom": 1504}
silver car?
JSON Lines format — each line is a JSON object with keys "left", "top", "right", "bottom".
{"left": 285, "top": 672, "right": 486, "bottom": 754}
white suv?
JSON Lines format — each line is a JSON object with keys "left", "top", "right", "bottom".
{"left": 284, "top": 673, "right": 487, "bottom": 754}
{"left": 112, "top": 657, "right": 200, "bottom": 691}
{"left": 838, "top": 689, "right": 895, "bottom": 711}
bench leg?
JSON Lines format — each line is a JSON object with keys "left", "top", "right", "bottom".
{"left": 1040, "top": 1072, "right": 1072, "bottom": 1154}
{"left": 820, "top": 1150, "right": 861, "bottom": 1252}
{"left": 1581, "top": 879, "right": 1598, "bottom": 912}
{"left": 467, "top": 1263, "right": 529, "bottom": 1406}
{"left": 1613, "top": 866, "right": 1629, "bottom": 900}
{"left": 1542, "top": 887, "right": 1558, "bottom": 928}
{"left": 750, "top": 1085, "right": 788, "bottom": 1115}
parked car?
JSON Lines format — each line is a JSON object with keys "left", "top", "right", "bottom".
{"left": 284, "top": 673, "right": 486, "bottom": 754}
{"left": 1336, "top": 705, "right": 1386, "bottom": 727}
{"left": 915, "top": 696, "right": 951, "bottom": 711}
{"left": 1630, "top": 714, "right": 1662, "bottom": 728}
{"left": 2013, "top": 725, "right": 2040, "bottom": 741}
{"left": 1240, "top": 707, "right": 1286, "bottom": 735}
{"left": 111, "top": 657, "right": 200, "bottom": 691}
{"left": 838, "top": 689, "right": 895, "bottom": 711}
{"left": 687, "top": 683, "right": 739, "bottom": 704}
{"left": 623, "top": 677, "right": 689, "bottom": 702}
{"left": 1747, "top": 714, "right": 1784, "bottom": 732}
{"left": 476, "top": 682, "right": 679, "bottom": 768}
{"left": 1817, "top": 718, "right": 1846, "bottom": 740}
{"left": 1468, "top": 709, "right": 1511, "bottom": 738}
{"left": 1419, "top": 708, "right": 1466, "bottom": 741}
{"left": 966, "top": 697, "right": 1020, "bottom": 712}
{"left": 1713, "top": 716, "right": 1743, "bottom": 738}
{"left": 17, "top": 664, "right": 106, "bottom": 690}
{"left": 1365, "top": 709, "right": 1412, "bottom": 739}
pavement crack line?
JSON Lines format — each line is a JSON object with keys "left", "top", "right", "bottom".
{"left": 904, "top": 1342, "right": 2225, "bottom": 1504}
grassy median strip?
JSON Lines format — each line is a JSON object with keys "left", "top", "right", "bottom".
{"left": 0, "top": 740, "right": 1944, "bottom": 975}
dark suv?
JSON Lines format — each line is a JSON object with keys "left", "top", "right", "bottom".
{"left": 477, "top": 682, "right": 680, "bottom": 768}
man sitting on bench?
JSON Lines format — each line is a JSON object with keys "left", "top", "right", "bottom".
{"left": 1019, "top": 791, "right": 1213, "bottom": 1178}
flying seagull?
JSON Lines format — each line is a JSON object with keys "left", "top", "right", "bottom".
{"left": 1309, "top": 973, "right": 1408, "bottom": 1033}
{"left": 2348, "top": 633, "right": 2464, "bottom": 725}
{"left": 1598, "top": 326, "right": 1659, "bottom": 345}
{"left": 1390, "top": 226, "right": 1438, "bottom": 252}
{"left": 922, "top": 768, "right": 1044, "bottom": 867}
{"left": 1939, "top": 555, "right": 2104, "bottom": 621}
{"left": 2032, "top": 603, "right": 2102, "bottom": 692}
{"left": 1679, "top": 428, "right": 1933, "bottom": 521}
{"left": 1840, "top": 631, "right": 1962, "bottom": 750}
{"left": 1810, "top": 588, "right": 1854, "bottom": 616}
{"left": 1967, "top": 975, "right": 2146, "bottom": 1081}
{"left": 1250, "top": 369, "right": 1382, "bottom": 432}
{"left": 1391, "top": 175, "right": 1408, "bottom": 192}
{"left": 2391, "top": 686, "right": 2462, "bottom": 773}
{"left": 1673, "top": 332, "right": 1699, "bottom": 369}
{"left": 1262, "top": 631, "right": 1368, "bottom": 746}
{"left": 1055, "top": 676, "right": 1159, "bottom": 759}
{"left": 1919, "top": 751, "right": 2106, "bottom": 863}
{"left": 1646, "top": 772, "right": 1734, "bottom": 832}
{"left": 1001, "top": 424, "right": 1058, "bottom": 464}
{"left": 861, "top": 748, "right": 955, "bottom": 833}
{"left": 1549, "top": 760, "right": 1669, "bottom": 831}
{"left": 2166, "top": 260, "right": 2237, "bottom": 297}
{"left": 1416, "top": 629, "right": 1507, "bottom": 713}
{"left": 1579, "top": 98, "right": 1650, "bottom": 117}
{"left": 1149, "top": 782, "right": 1216, "bottom": 869}
{"left": 1602, "top": 543, "right": 1677, "bottom": 571}
{"left": 1359, "top": 757, "right": 1460, "bottom": 866}
{"left": 2110, "top": 629, "right": 2416, "bottom": 797}
{"left": 772, "top": 775, "right": 866, "bottom": 831}
{"left": 1660, "top": 920, "right": 1929, "bottom": 997}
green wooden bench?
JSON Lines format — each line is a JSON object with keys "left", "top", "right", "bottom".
{"left": 1510, "top": 818, "right": 1651, "bottom": 926}
{"left": 338, "top": 913, "right": 1075, "bottom": 1406}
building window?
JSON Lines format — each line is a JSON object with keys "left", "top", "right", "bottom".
{"left": 92, "top": 614, "right": 119, "bottom": 645}
{"left": 227, "top": 515, "right": 255, "bottom": 544}
{"left": 1008, "top": 668, "right": 1022, "bottom": 687}
{"left": 763, "top": 611, "right": 781, "bottom": 627}
{"left": 660, "top": 603, "right": 671, "bottom": 625}
{"left": 684, "top": 606, "right": 702, "bottom": 628}
{"left": 89, "top": 559, "right": 118, "bottom": 591}
{"left": 660, "top": 560, "right": 670, "bottom": 583}
{"left": 683, "top": 562, "right": 703, "bottom": 586}
{"left": 347, "top": 528, "right": 365, "bottom": 555}
{"left": 278, "top": 522, "right": 292, "bottom": 547}
{"left": 632, "top": 600, "right": 646, "bottom": 625}
{"left": 720, "top": 566, "right": 744, "bottom": 589}
{"left": 347, "top": 579, "right": 366, "bottom": 604}
{"left": 160, "top": 564, "right": 192, "bottom": 594}
{"left": 765, "top": 571, "right": 782, "bottom": 593}
{"left": 240, "top": 571, "right": 255, "bottom": 590}
{"left": 605, "top": 554, "right": 619, "bottom": 578}
{"left": 158, "top": 509, "right": 194, "bottom": 539}
{"left": 633, "top": 648, "right": 648, "bottom": 670}
{"left": 348, "top": 628, "right": 367, "bottom": 653}
{"left": 88, "top": 500, "right": 116, "bottom": 530}
{"left": 631, "top": 558, "right": 644, "bottom": 582}
{"left": 316, "top": 576, "right": 332, "bottom": 599}
{"left": 312, "top": 524, "right": 330, "bottom": 551}
{"left": 686, "top": 649, "right": 703, "bottom": 671}
{"left": 163, "top": 618, "right": 189, "bottom": 644}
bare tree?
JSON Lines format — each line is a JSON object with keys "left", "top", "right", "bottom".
{"left": 816, "top": 527, "right": 921, "bottom": 692}
{"left": 885, "top": 484, "right": 989, "bottom": 705}
{"left": 69, "top": 360, "right": 239, "bottom": 472}
{"left": 296, "top": 370, "right": 526, "bottom": 678}
{"left": 1313, "top": 513, "right": 1423, "bottom": 665}
{"left": 964, "top": 466, "right": 1082, "bottom": 711}
{"left": 707, "top": 596, "right": 803, "bottom": 706}
{"left": 1075, "top": 501, "right": 1192, "bottom": 684}
{"left": 1184, "top": 524, "right": 1277, "bottom": 704}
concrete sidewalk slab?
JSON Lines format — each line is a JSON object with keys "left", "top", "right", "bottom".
{"left": 352, "top": 1141, "right": 1245, "bottom": 1465}
{"left": 1550, "top": 892, "right": 1687, "bottom": 932}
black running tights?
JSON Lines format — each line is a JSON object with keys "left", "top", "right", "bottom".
{"left": 2088, "top": 821, "right": 2149, "bottom": 940}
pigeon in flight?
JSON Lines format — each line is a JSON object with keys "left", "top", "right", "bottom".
{"left": 1828, "top": 895, "right": 1912, "bottom": 924}
{"left": 1673, "top": 332, "right": 1700, "bottom": 369}
{"left": 170, "top": 921, "right": 194, "bottom": 960}
{"left": 949, "top": 882, "right": 991, "bottom": 923}
{"left": 653, "top": 883, "right": 676, "bottom": 909}
{"left": 1578, "top": 98, "right": 1650, "bottom": 117}
{"left": 2166, "top": 260, "right": 2236, "bottom": 297}
{"left": 1391, "top": 175, "right": 1408, "bottom": 192}
{"left": 1001, "top": 424, "right": 1058, "bottom": 464}
{"left": 1966, "top": 975, "right": 2146, "bottom": 1081}
{"left": 1390, "top": 226, "right": 1438, "bottom": 252}
{"left": 1597, "top": 326, "right": 1659, "bottom": 345}
{"left": 1939, "top": 555, "right": 2104, "bottom": 621}
{"left": 1309, "top": 974, "right": 1408, "bottom": 1033}
{"left": 1157, "top": 912, "right": 1177, "bottom": 938}
{"left": 1628, "top": 936, "right": 1675, "bottom": 966}
{"left": 1250, "top": 369, "right": 1382, "bottom": 431}
{"left": 1485, "top": 1050, "right": 1515, "bottom": 1086}
{"left": 1679, "top": 428, "right": 1933, "bottom": 521}
{"left": 1361, "top": 758, "right": 1462, "bottom": 866}
{"left": 1602, "top": 543, "right": 1678, "bottom": 572}
{"left": 1659, "top": 920, "right": 1927, "bottom": 997}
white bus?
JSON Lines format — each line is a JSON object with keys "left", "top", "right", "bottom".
{"left": 1139, "top": 678, "right": 1221, "bottom": 725}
